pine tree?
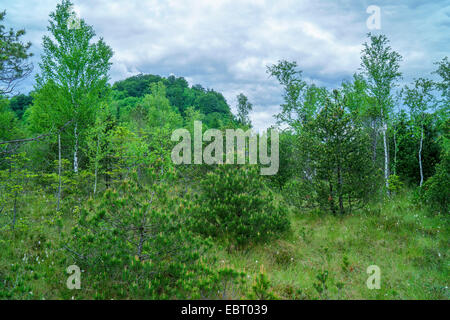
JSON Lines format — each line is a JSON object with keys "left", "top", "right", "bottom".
{"left": 189, "top": 165, "right": 290, "bottom": 247}
{"left": 302, "top": 90, "right": 374, "bottom": 214}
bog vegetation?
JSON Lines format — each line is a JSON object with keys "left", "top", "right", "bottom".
{"left": 0, "top": 1, "right": 448, "bottom": 299}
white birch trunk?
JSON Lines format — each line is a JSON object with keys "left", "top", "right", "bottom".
{"left": 380, "top": 105, "right": 390, "bottom": 193}
{"left": 94, "top": 137, "right": 99, "bottom": 194}
{"left": 419, "top": 125, "right": 424, "bottom": 187}
{"left": 393, "top": 127, "right": 397, "bottom": 176}
{"left": 73, "top": 122, "right": 78, "bottom": 173}
{"left": 57, "top": 133, "right": 62, "bottom": 211}
{"left": 382, "top": 121, "right": 389, "bottom": 191}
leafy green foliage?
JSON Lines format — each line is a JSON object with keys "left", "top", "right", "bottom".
{"left": 236, "top": 93, "right": 253, "bottom": 126}
{"left": 434, "top": 56, "right": 450, "bottom": 108}
{"left": 387, "top": 174, "right": 403, "bottom": 194}
{"left": 29, "top": 0, "right": 113, "bottom": 173}
{"left": 112, "top": 73, "right": 234, "bottom": 126}
{"left": 0, "top": 152, "right": 35, "bottom": 230}
{"left": 360, "top": 33, "right": 403, "bottom": 192}
{"left": 420, "top": 151, "right": 449, "bottom": 214}
{"left": 0, "top": 98, "right": 20, "bottom": 142}
{"left": 9, "top": 94, "right": 32, "bottom": 119}
{"left": 267, "top": 60, "right": 324, "bottom": 129}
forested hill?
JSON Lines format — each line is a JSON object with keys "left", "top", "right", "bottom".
{"left": 111, "top": 73, "right": 234, "bottom": 127}
{"left": 7, "top": 73, "right": 236, "bottom": 129}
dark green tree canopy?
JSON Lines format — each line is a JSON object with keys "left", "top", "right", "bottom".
{"left": 0, "top": 10, "right": 33, "bottom": 95}
{"left": 112, "top": 73, "right": 233, "bottom": 123}
{"left": 9, "top": 93, "right": 32, "bottom": 119}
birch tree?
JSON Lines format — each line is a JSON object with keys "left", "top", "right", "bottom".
{"left": 403, "top": 78, "right": 435, "bottom": 186}
{"left": 342, "top": 74, "right": 378, "bottom": 163}
{"left": 433, "top": 57, "right": 449, "bottom": 108}
{"left": 236, "top": 93, "right": 253, "bottom": 127}
{"left": 267, "top": 60, "right": 325, "bottom": 131}
{"left": 84, "top": 103, "right": 115, "bottom": 195}
{"left": 360, "top": 34, "right": 402, "bottom": 192}
{"left": 34, "top": 0, "right": 113, "bottom": 173}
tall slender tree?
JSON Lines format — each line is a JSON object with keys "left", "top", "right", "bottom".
{"left": 267, "top": 60, "right": 307, "bottom": 129}
{"left": 267, "top": 60, "right": 326, "bottom": 131}
{"left": 236, "top": 93, "right": 253, "bottom": 127}
{"left": 342, "top": 74, "right": 378, "bottom": 163}
{"left": 360, "top": 33, "right": 402, "bottom": 192}
{"left": 403, "top": 78, "right": 435, "bottom": 186}
{"left": 33, "top": 0, "right": 113, "bottom": 173}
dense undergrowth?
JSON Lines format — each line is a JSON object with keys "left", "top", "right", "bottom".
{"left": 1, "top": 188, "right": 448, "bottom": 300}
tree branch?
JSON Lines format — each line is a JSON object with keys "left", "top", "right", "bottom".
{"left": 0, "top": 119, "right": 73, "bottom": 145}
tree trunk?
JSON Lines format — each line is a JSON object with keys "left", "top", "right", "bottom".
{"left": 382, "top": 120, "right": 390, "bottom": 193}
{"left": 94, "top": 137, "right": 99, "bottom": 194}
{"left": 73, "top": 122, "right": 79, "bottom": 173}
{"left": 371, "top": 118, "right": 377, "bottom": 164}
{"left": 57, "top": 133, "right": 62, "bottom": 211}
{"left": 348, "top": 194, "right": 352, "bottom": 213}
{"left": 393, "top": 126, "right": 397, "bottom": 176}
{"left": 337, "top": 163, "right": 344, "bottom": 215}
{"left": 11, "top": 190, "right": 17, "bottom": 230}
{"left": 419, "top": 125, "right": 424, "bottom": 187}
{"left": 328, "top": 179, "right": 336, "bottom": 214}
{"left": 105, "top": 157, "right": 111, "bottom": 188}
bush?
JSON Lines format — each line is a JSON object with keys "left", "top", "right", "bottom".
{"left": 282, "top": 178, "right": 316, "bottom": 209}
{"left": 190, "top": 165, "right": 290, "bottom": 247}
{"left": 420, "top": 153, "right": 449, "bottom": 214}
{"left": 388, "top": 174, "right": 403, "bottom": 195}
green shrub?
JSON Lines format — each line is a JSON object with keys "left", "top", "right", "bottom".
{"left": 420, "top": 153, "right": 449, "bottom": 214}
{"left": 190, "top": 165, "right": 290, "bottom": 247}
{"left": 387, "top": 174, "right": 403, "bottom": 194}
{"left": 312, "top": 270, "right": 329, "bottom": 299}
{"left": 248, "top": 270, "right": 278, "bottom": 300}
{"left": 66, "top": 171, "right": 215, "bottom": 299}
{"left": 282, "top": 178, "right": 316, "bottom": 209}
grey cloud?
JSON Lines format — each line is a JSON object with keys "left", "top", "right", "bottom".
{"left": 1, "top": 0, "right": 448, "bottom": 131}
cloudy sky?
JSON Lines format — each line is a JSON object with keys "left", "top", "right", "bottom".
{"left": 2, "top": 0, "right": 449, "bottom": 131}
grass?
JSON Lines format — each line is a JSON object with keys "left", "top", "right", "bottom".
{"left": 0, "top": 190, "right": 448, "bottom": 299}
{"left": 211, "top": 192, "right": 449, "bottom": 299}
